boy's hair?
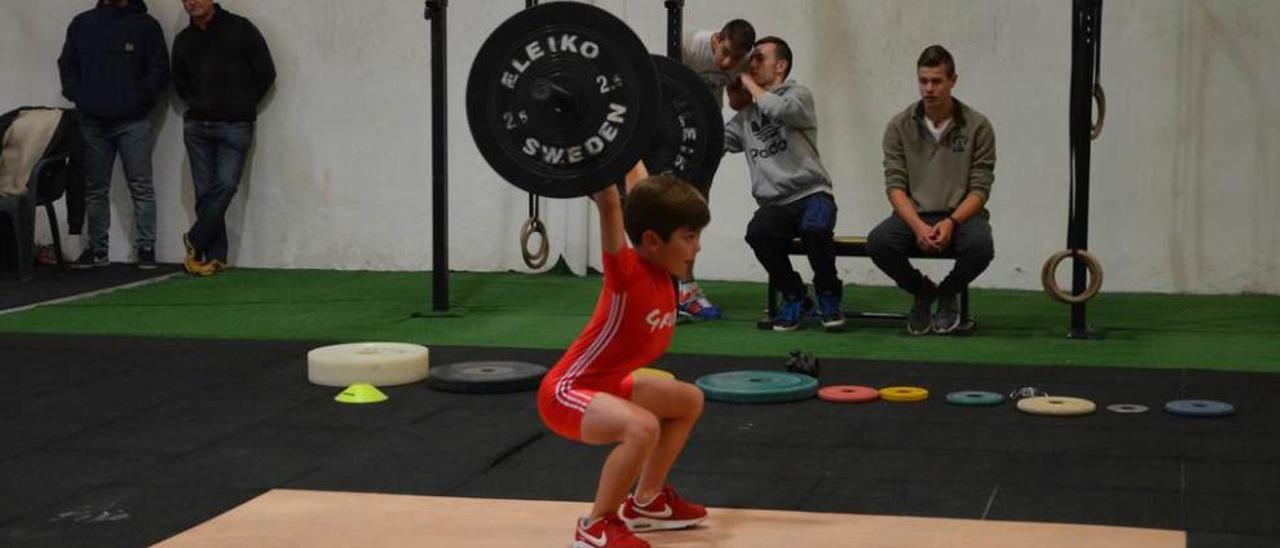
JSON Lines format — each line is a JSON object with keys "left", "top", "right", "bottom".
{"left": 917, "top": 44, "right": 956, "bottom": 77}
{"left": 721, "top": 19, "right": 756, "bottom": 56}
{"left": 624, "top": 175, "right": 710, "bottom": 245}
{"left": 755, "top": 36, "right": 793, "bottom": 78}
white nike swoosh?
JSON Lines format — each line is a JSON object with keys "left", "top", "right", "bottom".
{"left": 579, "top": 529, "right": 607, "bottom": 547}
{"left": 633, "top": 503, "right": 673, "bottom": 518}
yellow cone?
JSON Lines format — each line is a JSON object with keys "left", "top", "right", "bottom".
{"left": 335, "top": 383, "right": 388, "bottom": 404}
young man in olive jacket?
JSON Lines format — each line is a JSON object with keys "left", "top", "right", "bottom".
{"left": 867, "top": 45, "right": 996, "bottom": 335}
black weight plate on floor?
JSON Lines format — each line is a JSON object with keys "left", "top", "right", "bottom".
{"left": 466, "top": 2, "right": 660, "bottom": 198}
{"left": 642, "top": 54, "right": 724, "bottom": 196}
{"left": 427, "top": 361, "right": 548, "bottom": 394}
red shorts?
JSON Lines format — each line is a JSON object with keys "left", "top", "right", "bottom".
{"left": 537, "top": 373, "right": 635, "bottom": 442}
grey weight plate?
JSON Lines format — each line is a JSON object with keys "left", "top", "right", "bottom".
{"left": 1106, "top": 403, "right": 1149, "bottom": 414}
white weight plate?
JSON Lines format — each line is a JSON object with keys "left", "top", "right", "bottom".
{"left": 1016, "top": 395, "right": 1096, "bottom": 416}
{"left": 308, "top": 342, "right": 430, "bottom": 387}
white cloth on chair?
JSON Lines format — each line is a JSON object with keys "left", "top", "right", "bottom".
{"left": 0, "top": 108, "right": 63, "bottom": 197}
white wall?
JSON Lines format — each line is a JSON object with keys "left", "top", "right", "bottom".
{"left": 2, "top": 0, "right": 1276, "bottom": 294}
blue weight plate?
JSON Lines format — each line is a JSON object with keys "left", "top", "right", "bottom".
{"left": 1164, "top": 399, "right": 1235, "bottom": 417}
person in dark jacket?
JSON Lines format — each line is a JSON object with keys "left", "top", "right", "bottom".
{"left": 58, "top": 0, "right": 169, "bottom": 270}
{"left": 172, "top": 0, "right": 275, "bottom": 276}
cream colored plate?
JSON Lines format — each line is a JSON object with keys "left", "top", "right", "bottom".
{"left": 307, "top": 342, "right": 430, "bottom": 387}
{"left": 1017, "top": 396, "right": 1096, "bottom": 416}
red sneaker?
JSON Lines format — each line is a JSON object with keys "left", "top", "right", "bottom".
{"left": 619, "top": 485, "right": 708, "bottom": 531}
{"left": 574, "top": 514, "right": 649, "bottom": 548}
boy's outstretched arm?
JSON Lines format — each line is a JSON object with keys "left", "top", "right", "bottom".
{"left": 592, "top": 162, "right": 648, "bottom": 254}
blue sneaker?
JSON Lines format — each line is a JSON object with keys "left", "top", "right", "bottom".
{"left": 773, "top": 293, "right": 809, "bottom": 332}
{"left": 678, "top": 284, "right": 723, "bottom": 320}
{"left": 817, "top": 291, "right": 845, "bottom": 330}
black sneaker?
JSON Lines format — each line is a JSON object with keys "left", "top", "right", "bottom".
{"left": 137, "top": 247, "right": 157, "bottom": 270}
{"left": 933, "top": 292, "right": 962, "bottom": 334}
{"left": 907, "top": 278, "right": 937, "bottom": 336}
{"left": 70, "top": 250, "right": 109, "bottom": 269}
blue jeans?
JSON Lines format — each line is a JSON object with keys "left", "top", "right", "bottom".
{"left": 184, "top": 120, "right": 254, "bottom": 262}
{"left": 81, "top": 117, "right": 156, "bottom": 253}
{"left": 744, "top": 192, "right": 842, "bottom": 298}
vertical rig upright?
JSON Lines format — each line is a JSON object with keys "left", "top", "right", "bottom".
{"left": 665, "top": 0, "right": 684, "bottom": 60}
{"left": 425, "top": 0, "right": 449, "bottom": 311}
{"left": 1067, "top": 0, "right": 1103, "bottom": 339}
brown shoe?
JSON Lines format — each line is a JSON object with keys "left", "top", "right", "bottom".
{"left": 208, "top": 259, "right": 229, "bottom": 273}
{"left": 184, "top": 255, "right": 215, "bottom": 277}
{"left": 182, "top": 233, "right": 197, "bottom": 261}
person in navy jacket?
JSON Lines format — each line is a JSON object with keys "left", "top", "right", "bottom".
{"left": 58, "top": 0, "right": 169, "bottom": 269}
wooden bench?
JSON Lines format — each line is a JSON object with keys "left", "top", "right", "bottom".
{"left": 759, "top": 236, "right": 974, "bottom": 331}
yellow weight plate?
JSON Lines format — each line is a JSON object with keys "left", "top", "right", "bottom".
{"left": 1016, "top": 396, "right": 1096, "bottom": 416}
{"left": 879, "top": 386, "right": 929, "bottom": 402}
{"left": 632, "top": 368, "right": 675, "bottom": 380}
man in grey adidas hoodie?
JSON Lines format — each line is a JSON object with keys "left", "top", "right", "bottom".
{"left": 725, "top": 36, "right": 844, "bottom": 332}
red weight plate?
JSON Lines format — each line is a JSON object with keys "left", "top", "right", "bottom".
{"left": 818, "top": 385, "right": 879, "bottom": 403}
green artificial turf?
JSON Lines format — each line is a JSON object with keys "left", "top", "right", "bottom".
{"left": 1, "top": 269, "right": 1276, "bottom": 372}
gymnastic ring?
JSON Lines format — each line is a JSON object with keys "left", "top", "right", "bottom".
{"left": 1091, "top": 83, "right": 1106, "bottom": 140}
{"left": 1041, "top": 249, "right": 1104, "bottom": 304}
{"left": 520, "top": 217, "right": 549, "bottom": 270}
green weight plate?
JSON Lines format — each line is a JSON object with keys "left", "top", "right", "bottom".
{"left": 695, "top": 370, "right": 818, "bottom": 404}
{"left": 945, "top": 390, "right": 1005, "bottom": 406}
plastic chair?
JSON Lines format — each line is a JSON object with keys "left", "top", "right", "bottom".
{"left": 0, "top": 111, "right": 74, "bottom": 281}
